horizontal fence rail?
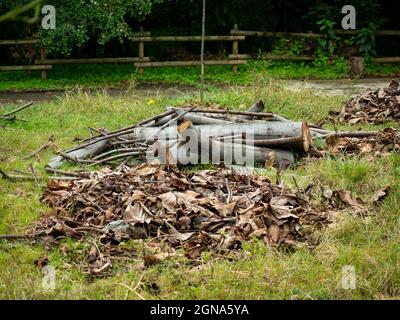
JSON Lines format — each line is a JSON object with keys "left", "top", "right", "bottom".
{"left": 129, "top": 35, "right": 245, "bottom": 42}
{"left": 1, "top": 25, "right": 400, "bottom": 80}
{"left": 230, "top": 25, "right": 400, "bottom": 66}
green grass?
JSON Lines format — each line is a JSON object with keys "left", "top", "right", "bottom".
{"left": 0, "top": 78, "right": 399, "bottom": 299}
{"left": 1, "top": 60, "right": 399, "bottom": 91}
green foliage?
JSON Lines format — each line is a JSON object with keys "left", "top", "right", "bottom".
{"left": 356, "top": 23, "right": 377, "bottom": 58}
{"left": 0, "top": 0, "right": 42, "bottom": 24}
{"left": 38, "top": 0, "right": 162, "bottom": 56}
{"left": 305, "top": 0, "right": 384, "bottom": 30}
{"left": 0, "top": 60, "right": 354, "bottom": 91}
{"left": 316, "top": 19, "right": 338, "bottom": 58}
{"left": 271, "top": 38, "right": 304, "bottom": 56}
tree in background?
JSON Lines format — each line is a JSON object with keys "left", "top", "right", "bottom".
{"left": 39, "top": 0, "right": 163, "bottom": 56}
{"left": 1, "top": 0, "right": 397, "bottom": 58}
{"left": 0, "top": 0, "right": 163, "bottom": 56}
{"left": 0, "top": 0, "right": 42, "bottom": 24}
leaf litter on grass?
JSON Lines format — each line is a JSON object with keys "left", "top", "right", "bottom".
{"left": 27, "top": 161, "right": 389, "bottom": 276}
{"left": 329, "top": 78, "right": 400, "bottom": 124}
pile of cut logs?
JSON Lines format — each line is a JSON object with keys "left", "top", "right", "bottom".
{"left": 48, "top": 100, "right": 334, "bottom": 169}
{"left": 49, "top": 99, "right": 392, "bottom": 171}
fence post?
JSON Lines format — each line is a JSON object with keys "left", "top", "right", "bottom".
{"left": 231, "top": 24, "right": 239, "bottom": 73}
{"left": 138, "top": 26, "right": 145, "bottom": 74}
{"left": 40, "top": 47, "right": 47, "bottom": 80}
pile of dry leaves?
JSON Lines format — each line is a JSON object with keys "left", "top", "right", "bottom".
{"left": 332, "top": 78, "right": 400, "bottom": 124}
{"left": 31, "top": 161, "right": 389, "bottom": 275}
{"left": 325, "top": 128, "right": 400, "bottom": 156}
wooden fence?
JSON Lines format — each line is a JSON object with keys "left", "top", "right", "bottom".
{"left": 230, "top": 24, "right": 400, "bottom": 65}
{"left": 1, "top": 25, "right": 400, "bottom": 80}
{"left": 0, "top": 30, "right": 246, "bottom": 79}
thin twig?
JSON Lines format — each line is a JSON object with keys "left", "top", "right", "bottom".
{"left": 28, "top": 164, "right": 40, "bottom": 186}
{"left": 23, "top": 135, "right": 55, "bottom": 159}
{"left": 0, "top": 102, "right": 33, "bottom": 119}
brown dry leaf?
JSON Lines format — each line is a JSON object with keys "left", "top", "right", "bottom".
{"left": 360, "top": 143, "right": 373, "bottom": 154}
{"left": 372, "top": 186, "right": 391, "bottom": 204}
{"left": 334, "top": 78, "right": 400, "bottom": 124}
{"left": 36, "top": 162, "right": 351, "bottom": 265}
{"left": 158, "top": 192, "right": 178, "bottom": 212}
{"left": 52, "top": 222, "right": 82, "bottom": 238}
{"left": 47, "top": 179, "right": 72, "bottom": 191}
{"left": 335, "top": 190, "right": 365, "bottom": 209}
{"left": 90, "top": 260, "right": 111, "bottom": 275}
{"left": 134, "top": 162, "right": 159, "bottom": 176}
{"left": 144, "top": 251, "right": 176, "bottom": 267}
{"left": 124, "top": 202, "right": 154, "bottom": 224}
{"left": 87, "top": 245, "right": 98, "bottom": 262}
{"left": 268, "top": 225, "right": 280, "bottom": 243}
{"left": 214, "top": 201, "right": 236, "bottom": 217}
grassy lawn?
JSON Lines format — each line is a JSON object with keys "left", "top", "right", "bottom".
{"left": 1, "top": 60, "right": 400, "bottom": 91}
{"left": 0, "top": 78, "right": 399, "bottom": 299}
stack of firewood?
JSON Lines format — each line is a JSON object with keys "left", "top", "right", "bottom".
{"left": 48, "top": 100, "right": 333, "bottom": 169}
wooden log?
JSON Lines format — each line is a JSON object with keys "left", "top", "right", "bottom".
{"left": 73, "top": 109, "right": 176, "bottom": 147}
{"left": 131, "top": 121, "right": 314, "bottom": 141}
{"left": 179, "top": 112, "right": 232, "bottom": 125}
{"left": 143, "top": 114, "right": 175, "bottom": 127}
{"left": 154, "top": 129, "right": 295, "bottom": 168}
{"left": 47, "top": 139, "right": 109, "bottom": 168}
{"left": 221, "top": 122, "right": 312, "bottom": 153}
{"left": 159, "top": 137, "right": 295, "bottom": 168}
{"left": 144, "top": 112, "right": 231, "bottom": 126}
{"left": 326, "top": 131, "right": 380, "bottom": 138}
{"left": 172, "top": 107, "right": 273, "bottom": 118}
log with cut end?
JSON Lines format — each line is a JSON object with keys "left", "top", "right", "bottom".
{"left": 47, "top": 138, "right": 109, "bottom": 168}
{"left": 48, "top": 119, "right": 312, "bottom": 168}
{"left": 129, "top": 121, "right": 315, "bottom": 141}
{"left": 218, "top": 122, "right": 312, "bottom": 153}
{"left": 154, "top": 136, "right": 294, "bottom": 168}
{"left": 154, "top": 120, "right": 295, "bottom": 168}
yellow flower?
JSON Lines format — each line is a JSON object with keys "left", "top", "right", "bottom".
{"left": 147, "top": 99, "right": 156, "bottom": 105}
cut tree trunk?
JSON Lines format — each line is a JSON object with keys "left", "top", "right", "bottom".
{"left": 153, "top": 120, "right": 295, "bottom": 168}
{"left": 130, "top": 121, "right": 313, "bottom": 141}
{"left": 154, "top": 136, "right": 295, "bottom": 168}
